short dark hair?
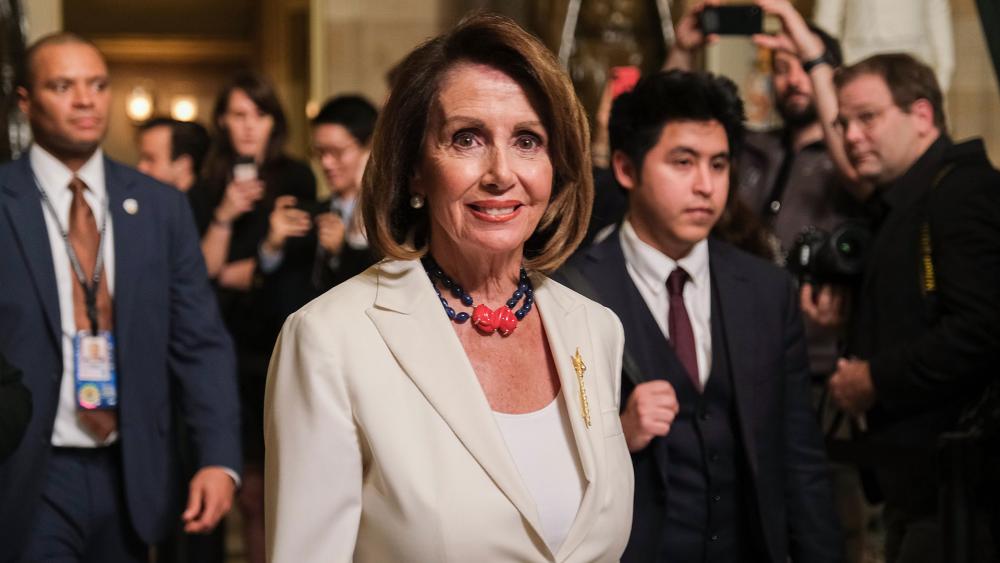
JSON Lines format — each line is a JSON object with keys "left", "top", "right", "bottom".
{"left": 834, "top": 53, "right": 947, "bottom": 132}
{"left": 771, "top": 24, "right": 842, "bottom": 72}
{"left": 312, "top": 95, "right": 378, "bottom": 146}
{"left": 609, "top": 69, "right": 746, "bottom": 171}
{"left": 138, "top": 117, "right": 211, "bottom": 173}
{"left": 362, "top": 13, "right": 592, "bottom": 273}
{"left": 17, "top": 32, "right": 104, "bottom": 91}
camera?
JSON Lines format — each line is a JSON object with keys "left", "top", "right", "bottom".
{"left": 786, "top": 222, "right": 871, "bottom": 285}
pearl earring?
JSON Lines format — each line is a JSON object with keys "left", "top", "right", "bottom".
{"left": 410, "top": 194, "right": 425, "bottom": 209}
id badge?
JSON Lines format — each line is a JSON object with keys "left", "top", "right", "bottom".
{"left": 73, "top": 331, "right": 118, "bottom": 410}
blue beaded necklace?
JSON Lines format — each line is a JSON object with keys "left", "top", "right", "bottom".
{"left": 421, "top": 256, "right": 534, "bottom": 336}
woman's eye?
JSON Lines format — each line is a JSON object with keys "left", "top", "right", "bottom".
{"left": 453, "top": 132, "right": 476, "bottom": 148}
{"left": 515, "top": 135, "right": 541, "bottom": 151}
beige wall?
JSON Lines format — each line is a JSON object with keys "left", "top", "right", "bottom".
{"left": 949, "top": 0, "right": 1000, "bottom": 166}
{"left": 23, "top": 0, "right": 62, "bottom": 42}
{"left": 309, "top": 0, "right": 451, "bottom": 109}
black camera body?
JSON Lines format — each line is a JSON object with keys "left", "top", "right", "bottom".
{"left": 786, "top": 222, "right": 871, "bottom": 285}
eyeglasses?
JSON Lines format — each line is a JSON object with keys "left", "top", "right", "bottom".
{"left": 833, "top": 105, "right": 897, "bottom": 134}
{"left": 312, "top": 143, "right": 360, "bottom": 162}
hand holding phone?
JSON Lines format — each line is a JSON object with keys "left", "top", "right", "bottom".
{"left": 232, "top": 155, "right": 258, "bottom": 182}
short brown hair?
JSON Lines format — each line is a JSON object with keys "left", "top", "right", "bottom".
{"left": 361, "top": 13, "right": 593, "bottom": 273}
{"left": 834, "top": 53, "right": 947, "bottom": 132}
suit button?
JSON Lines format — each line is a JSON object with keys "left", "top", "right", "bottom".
{"left": 710, "top": 534, "right": 719, "bottom": 542}
{"left": 700, "top": 411, "right": 711, "bottom": 421}
{"left": 709, "top": 451, "right": 720, "bottom": 462}
{"left": 713, "top": 494, "right": 721, "bottom": 502}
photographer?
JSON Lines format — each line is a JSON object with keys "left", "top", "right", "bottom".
{"left": 760, "top": 1, "right": 1000, "bottom": 561}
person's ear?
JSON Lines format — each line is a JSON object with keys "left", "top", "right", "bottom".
{"left": 909, "top": 98, "right": 937, "bottom": 136}
{"left": 173, "top": 154, "right": 194, "bottom": 177}
{"left": 612, "top": 150, "right": 638, "bottom": 191}
{"left": 16, "top": 86, "right": 30, "bottom": 116}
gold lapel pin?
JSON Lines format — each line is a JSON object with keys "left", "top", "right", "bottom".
{"left": 572, "top": 348, "right": 591, "bottom": 428}
{"left": 123, "top": 198, "right": 139, "bottom": 215}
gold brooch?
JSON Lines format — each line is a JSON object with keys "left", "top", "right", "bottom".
{"left": 572, "top": 348, "right": 591, "bottom": 428}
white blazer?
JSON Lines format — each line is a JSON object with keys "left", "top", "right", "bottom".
{"left": 264, "top": 259, "right": 634, "bottom": 562}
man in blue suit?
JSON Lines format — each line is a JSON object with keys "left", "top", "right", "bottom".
{"left": 559, "top": 70, "right": 841, "bottom": 562}
{"left": 0, "top": 33, "right": 241, "bottom": 561}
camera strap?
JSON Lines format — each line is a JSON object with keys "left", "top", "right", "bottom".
{"left": 919, "top": 163, "right": 957, "bottom": 295}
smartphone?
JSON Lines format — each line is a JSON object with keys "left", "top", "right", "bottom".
{"left": 609, "top": 66, "right": 641, "bottom": 99}
{"left": 232, "top": 155, "right": 258, "bottom": 182}
{"left": 699, "top": 5, "right": 763, "bottom": 35}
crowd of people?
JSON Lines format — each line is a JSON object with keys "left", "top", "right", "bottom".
{"left": 0, "top": 1, "right": 998, "bottom": 562}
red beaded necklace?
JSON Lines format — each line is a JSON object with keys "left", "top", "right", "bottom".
{"left": 422, "top": 256, "right": 534, "bottom": 336}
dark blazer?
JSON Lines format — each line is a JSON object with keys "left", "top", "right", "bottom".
{"left": 560, "top": 232, "right": 841, "bottom": 563}
{"left": 0, "top": 154, "right": 241, "bottom": 560}
{"left": 0, "top": 353, "right": 31, "bottom": 461}
{"left": 849, "top": 136, "right": 1000, "bottom": 510}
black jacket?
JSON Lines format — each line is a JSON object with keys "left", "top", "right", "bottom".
{"left": 849, "top": 136, "right": 1000, "bottom": 508}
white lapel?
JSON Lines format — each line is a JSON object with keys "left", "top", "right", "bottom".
{"left": 365, "top": 260, "right": 548, "bottom": 547}
{"left": 532, "top": 277, "right": 606, "bottom": 561}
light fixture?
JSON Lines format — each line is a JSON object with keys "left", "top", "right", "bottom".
{"left": 125, "top": 86, "right": 154, "bottom": 123}
{"left": 171, "top": 96, "right": 198, "bottom": 122}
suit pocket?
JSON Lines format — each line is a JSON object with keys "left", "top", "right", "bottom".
{"left": 602, "top": 408, "right": 623, "bottom": 438}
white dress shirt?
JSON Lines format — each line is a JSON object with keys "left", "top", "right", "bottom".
{"left": 30, "top": 145, "right": 118, "bottom": 447}
{"left": 619, "top": 219, "right": 713, "bottom": 386}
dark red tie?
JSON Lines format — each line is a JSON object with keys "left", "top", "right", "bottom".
{"left": 667, "top": 268, "right": 701, "bottom": 392}
{"left": 68, "top": 176, "right": 118, "bottom": 440}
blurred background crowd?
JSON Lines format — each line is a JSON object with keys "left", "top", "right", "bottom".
{"left": 1, "top": 1, "right": 999, "bottom": 562}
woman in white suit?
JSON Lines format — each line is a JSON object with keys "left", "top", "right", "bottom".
{"left": 264, "top": 14, "right": 633, "bottom": 562}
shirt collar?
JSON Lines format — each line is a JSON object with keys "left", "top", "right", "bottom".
{"left": 620, "top": 218, "right": 710, "bottom": 295}
{"left": 29, "top": 144, "right": 106, "bottom": 203}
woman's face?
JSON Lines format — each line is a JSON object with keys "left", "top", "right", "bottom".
{"left": 415, "top": 63, "right": 553, "bottom": 263}
{"left": 222, "top": 88, "right": 274, "bottom": 161}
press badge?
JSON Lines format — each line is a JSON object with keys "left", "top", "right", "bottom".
{"left": 73, "top": 331, "right": 118, "bottom": 410}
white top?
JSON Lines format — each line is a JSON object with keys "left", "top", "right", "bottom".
{"left": 619, "top": 218, "right": 713, "bottom": 386}
{"left": 30, "top": 145, "right": 118, "bottom": 447}
{"left": 493, "top": 393, "right": 585, "bottom": 552}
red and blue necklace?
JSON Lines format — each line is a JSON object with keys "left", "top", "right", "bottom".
{"left": 422, "top": 256, "right": 534, "bottom": 336}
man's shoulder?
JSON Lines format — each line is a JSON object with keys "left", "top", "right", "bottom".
{"left": 928, "top": 139, "right": 1000, "bottom": 209}
{"left": 0, "top": 155, "right": 29, "bottom": 189}
{"left": 709, "top": 238, "right": 789, "bottom": 287}
{"left": 106, "top": 158, "right": 179, "bottom": 197}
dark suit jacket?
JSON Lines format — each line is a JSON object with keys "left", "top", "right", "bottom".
{"left": 0, "top": 153, "right": 241, "bottom": 560}
{"left": 849, "top": 136, "right": 1000, "bottom": 510}
{"left": 560, "top": 232, "right": 841, "bottom": 563}
{"left": 0, "top": 353, "right": 31, "bottom": 461}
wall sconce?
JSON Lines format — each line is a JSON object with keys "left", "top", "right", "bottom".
{"left": 125, "top": 86, "right": 154, "bottom": 123}
{"left": 171, "top": 96, "right": 198, "bottom": 122}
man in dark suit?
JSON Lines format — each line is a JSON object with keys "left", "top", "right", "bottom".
{"left": 559, "top": 70, "right": 840, "bottom": 562}
{"left": 0, "top": 33, "right": 240, "bottom": 562}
